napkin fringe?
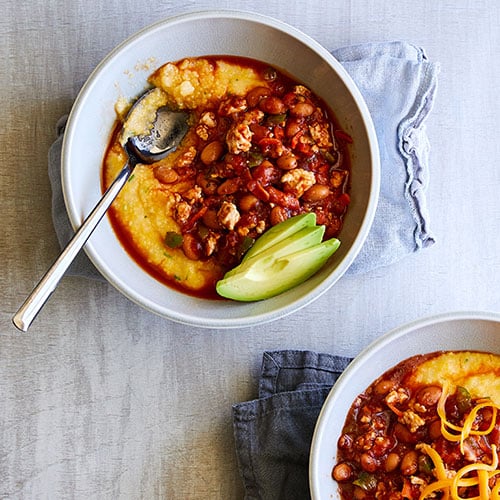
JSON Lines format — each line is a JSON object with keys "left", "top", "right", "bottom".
{"left": 398, "top": 55, "right": 440, "bottom": 249}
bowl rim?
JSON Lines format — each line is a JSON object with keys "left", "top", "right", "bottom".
{"left": 308, "top": 310, "right": 500, "bottom": 497}
{"left": 61, "top": 10, "right": 381, "bottom": 328}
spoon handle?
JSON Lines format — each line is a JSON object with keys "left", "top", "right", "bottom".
{"left": 12, "top": 163, "right": 131, "bottom": 332}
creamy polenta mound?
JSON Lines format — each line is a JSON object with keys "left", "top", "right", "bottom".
{"left": 103, "top": 56, "right": 352, "bottom": 297}
{"left": 411, "top": 351, "right": 500, "bottom": 405}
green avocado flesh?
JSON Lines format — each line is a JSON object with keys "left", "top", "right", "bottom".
{"left": 216, "top": 214, "right": 341, "bottom": 301}
{"left": 242, "top": 212, "right": 317, "bottom": 262}
{"left": 224, "top": 212, "right": 319, "bottom": 279}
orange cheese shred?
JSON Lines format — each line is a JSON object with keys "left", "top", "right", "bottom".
{"left": 492, "top": 478, "right": 500, "bottom": 498}
{"left": 437, "top": 381, "right": 463, "bottom": 439}
{"left": 418, "top": 382, "right": 500, "bottom": 500}
{"left": 459, "top": 401, "right": 498, "bottom": 453}
{"left": 419, "top": 444, "right": 499, "bottom": 499}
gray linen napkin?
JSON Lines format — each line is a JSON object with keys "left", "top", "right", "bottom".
{"left": 232, "top": 351, "right": 352, "bottom": 500}
{"left": 336, "top": 41, "right": 438, "bottom": 273}
{"left": 47, "top": 40, "right": 439, "bottom": 279}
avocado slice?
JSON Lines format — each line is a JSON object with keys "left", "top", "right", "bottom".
{"left": 225, "top": 224, "right": 325, "bottom": 278}
{"left": 242, "top": 212, "right": 317, "bottom": 262}
{"left": 216, "top": 237, "right": 340, "bottom": 301}
{"left": 217, "top": 237, "right": 340, "bottom": 301}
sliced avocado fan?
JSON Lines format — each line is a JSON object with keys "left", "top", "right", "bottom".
{"left": 216, "top": 214, "right": 340, "bottom": 301}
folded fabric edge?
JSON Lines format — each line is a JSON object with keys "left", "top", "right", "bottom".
{"left": 332, "top": 40, "right": 426, "bottom": 64}
{"left": 47, "top": 119, "right": 106, "bottom": 280}
{"left": 259, "top": 350, "right": 352, "bottom": 398}
{"left": 232, "top": 400, "right": 261, "bottom": 500}
{"left": 232, "top": 387, "right": 333, "bottom": 499}
{"left": 398, "top": 61, "right": 440, "bottom": 249}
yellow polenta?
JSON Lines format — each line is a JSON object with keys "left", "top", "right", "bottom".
{"left": 410, "top": 351, "right": 500, "bottom": 405}
{"left": 149, "top": 57, "right": 268, "bottom": 109}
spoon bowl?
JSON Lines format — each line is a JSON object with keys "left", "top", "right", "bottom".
{"left": 12, "top": 92, "right": 190, "bottom": 332}
{"left": 128, "top": 107, "right": 190, "bottom": 162}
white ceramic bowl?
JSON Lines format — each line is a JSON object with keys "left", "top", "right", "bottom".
{"left": 62, "top": 10, "right": 380, "bottom": 328}
{"left": 309, "top": 311, "right": 500, "bottom": 499}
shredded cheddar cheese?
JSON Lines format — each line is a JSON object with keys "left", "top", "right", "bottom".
{"left": 493, "top": 479, "right": 500, "bottom": 497}
{"left": 419, "top": 382, "right": 500, "bottom": 500}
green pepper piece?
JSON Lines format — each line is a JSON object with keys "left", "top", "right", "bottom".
{"left": 418, "top": 454, "right": 434, "bottom": 474}
{"left": 352, "top": 472, "right": 377, "bottom": 491}
{"left": 456, "top": 386, "right": 472, "bottom": 414}
{"left": 248, "top": 151, "right": 264, "bottom": 167}
{"left": 267, "top": 112, "right": 287, "bottom": 124}
{"left": 165, "top": 231, "right": 183, "bottom": 248}
{"left": 198, "top": 225, "right": 209, "bottom": 239}
{"left": 238, "top": 236, "right": 255, "bottom": 259}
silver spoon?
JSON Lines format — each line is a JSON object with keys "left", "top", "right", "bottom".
{"left": 12, "top": 92, "right": 190, "bottom": 332}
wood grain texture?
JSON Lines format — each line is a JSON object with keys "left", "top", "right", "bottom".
{"left": 1, "top": 1, "right": 499, "bottom": 498}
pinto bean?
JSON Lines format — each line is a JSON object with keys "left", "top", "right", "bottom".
{"left": 394, "top": 422, "right": 416, "bottom": 444}
{"left": 384, "top": 452, "right": 401, "bottom": 472}
{"left": 270, "top": 206, "right": 288, "bottom": 226}
{"left": 415, "top": 386, "right": 442, "bottom": 408}
{"left": 182, "top": 233, "right": 202, "bottom": 260}
{"left": 202, "top": 209, "right": 221, "bottom": 230}
{"left": 428, "top": 419, "right": 442, "bottom": 440}
{"left": 217, "top": 178, "right": 240, "bottom": 195}
{"left": 196, "top": 172, "right": 218, "bottom": 195}
{"left": 154, "top": 165, "right": 178, "bottom": 184}
{"left": 258, "top": 137, "right": 284, "bottom": 158}
{"left": 277, "top": 154, "right": 298, "bottom": 171}
{"left": 259, "top": 96, "right": 286, "bottom": 115}
{"left": 253, "top": 160, "right": 280, "bottom": 185}
{"left": 246, "top": 86, "right": 271, "bottom": 107}
{"left": 290, "top": 101, "right": 315, "bottom": 117}
{"left": 302, "top": 184, "right": 330, "bottom": 202}
{"left": 337, "top": 433, "right": 353, "bottom": 451}
{"left": 374, "top": 379, "right": 397, "bottom": 396}
{"left": 238, "top": 194, "right": 259, "bottom": 213}
{"left": 400, "top": 451, "right": 418, "bottom": 476}
{"left": 200, "top": 140, "right": 224, "bottom": 165}
{"left": 285, "top": 118, "right": 302, "bottom": 137}
{"left": 332, "top": 462, "right": 353, "bottom": 482}
{"left": 360, "top": 453, "right": 378, "bottom": 473}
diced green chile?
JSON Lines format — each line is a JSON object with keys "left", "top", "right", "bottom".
{"left": 267, "top": 113, "right": 287, "bottom": 124}
{"left": 456, "top": 386, "right": 472, "bottom": 414}
{"left": 247, "top": 151, "right": 264, "bottom": 167}
{"left": 353, "top": 472, "right": 377, "bottom": 491}
{"left": 418, "top": 455, "right": 434, "bottom": 474}
{"left": 165, "top": 231, "right": 183, "bottom": 248}
{"left": 238, "top": 236, "right": 255, "bottom": 258}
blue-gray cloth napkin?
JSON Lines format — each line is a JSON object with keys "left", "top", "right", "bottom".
{"left": 232, "top": 351, "right": 352, "bottom": 500}
{"left": 48, "top": 40, "right": 439, "bottom": 279}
